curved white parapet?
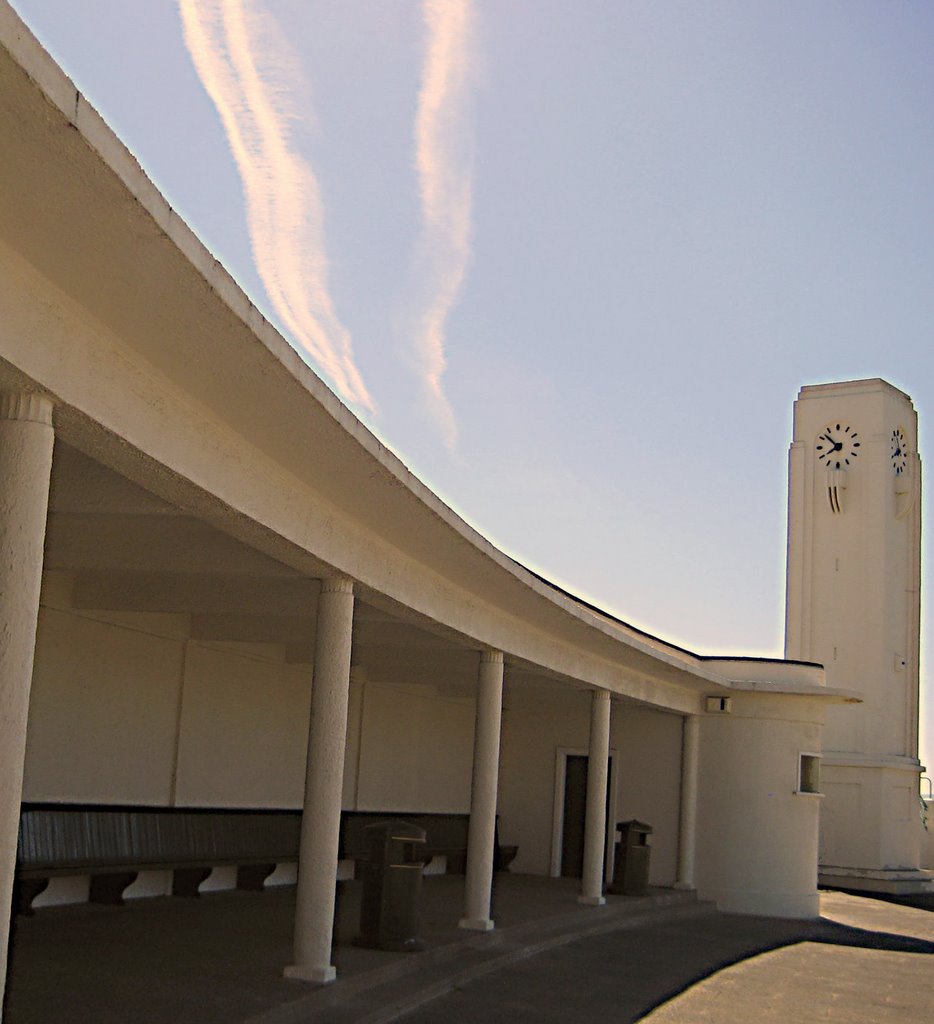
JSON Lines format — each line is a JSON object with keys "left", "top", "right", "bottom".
{"left": 703, "top": 658, "right": 825, "bottom": 690}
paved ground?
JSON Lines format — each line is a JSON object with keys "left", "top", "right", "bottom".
{"left": 404, "top": 893, "right": 934, "bottom": 1024}
{"left": 641, "top": 894, "right": 934, "bottom": 1024}
{"left": 4, "top": 879, "right": 933, "bottom": 1023}
{"left": 3, "top": 876, "right": 693, "bottom": 1023}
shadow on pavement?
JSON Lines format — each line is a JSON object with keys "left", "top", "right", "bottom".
{"left": 629, "top": 915, "right": 934, "bottom": 1024}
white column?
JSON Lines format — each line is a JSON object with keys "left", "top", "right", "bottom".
{"left": 579, "top": 688, "right": 611, "bottom": 905}
{"left": 0, "top": 393, "right": 54, "bottom": 1012}
{"left": 675, "top": 714, "right": 700, "bottom": 890}
{"left": 459, "top": 650, "right": 504, "bottom": 931}
{"left": 285, "top": 576, "right": 354, "bottom": 985}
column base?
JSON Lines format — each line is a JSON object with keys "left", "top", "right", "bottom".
{"left": 283, "top": 963, "right": 337, "bottom": 985}
{"left": 458, "top": 917, "right": 494, "bottom": 931}
{"left": 577, "top": 894, "right": 606, "bottom": 906}
{"left": 672, "top": 881, "right": 694, "bottom": 891}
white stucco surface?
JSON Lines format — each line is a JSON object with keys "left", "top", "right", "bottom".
{"left": 355, "top": 682, "right": 474, "bottom": 813}
{"left": 174, "top": 643, "right": 310, "bottom": 808}
{"left": 498, "top": 688, "right": 590, "bottom": 876}
{"left": 24, "top": 607, "right": 181, "bottom": 804}
{"left": 695, "top": 694, "right": 825, "bottom": 917}
{"left": 785, "top": 381, "right": 927, "bottom": 889}
{"left": 613, "top": 707, "right": 682, "bottom": 886}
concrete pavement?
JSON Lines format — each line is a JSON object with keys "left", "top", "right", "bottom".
{"left": 4, "top": 878, "right": 933, "bottom": 1023}
{"left": 403, "top": 891, "right": 934, "bottom": 1024}
{"left": 4, "top": 876, "right": 700, "bottom": 1023}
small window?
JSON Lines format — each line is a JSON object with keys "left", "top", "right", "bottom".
{"left": 798, "top": 754, "right": 821, "bottom": 795}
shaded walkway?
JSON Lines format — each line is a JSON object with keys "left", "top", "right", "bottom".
{"left": 4, "top": 875, "right": 697, "bottom": 1023}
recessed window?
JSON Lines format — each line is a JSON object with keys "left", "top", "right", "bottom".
{"left": 798, "top": 754, "right": 821, "bottom": 795}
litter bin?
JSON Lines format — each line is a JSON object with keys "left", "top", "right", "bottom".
{"left": 608, "top": 820, "right": 653, "bottom": 896}
{"left": 356, "top": 819, "right": 427, "bottom": 952}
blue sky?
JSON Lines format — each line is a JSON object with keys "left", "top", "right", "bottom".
{"left": 11, "top": 0, "right": 934, "bottom": 772}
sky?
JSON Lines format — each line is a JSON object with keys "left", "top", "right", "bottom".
{"left": 10, "top": 0, "right": 934, "bottom": 775}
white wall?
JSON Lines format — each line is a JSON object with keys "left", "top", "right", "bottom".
{"left": 819, "top": 764, "right": 923, "bottom": 871}
{"left": 498, "top": 686, "right": 682, "bottom": 883}
{"left": 695, "top": 694, "right": 824, "bottom": 918}
{"left": 612, "top": 706, "right": 682, "bottom": 886}
{"left": 24, "top": 601, "right": 680, "bottom": 892}
{"left": 24, "top": 606, "right": 182, "bottom": 803}
{"left": 498, "top": 687, "right": 590, "bottom": 875}
{"left": 25, "top": 603, "right": 490, "bottom": 818}
{"left": 353, "top": 681, "right": 474, "bottom": 812}
{"left": 24, "top": 602, "right": 311, "bottom": 808}
{"left": 173, "top": 642, "right": 310, "bottom": 808}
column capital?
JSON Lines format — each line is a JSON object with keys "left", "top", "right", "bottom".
{"left": 480, "top": 649, "right": 503, "bottom": 665}
{"left": 592, "top": 688, "right": 611, "bottom": 702}
{"left": 0, "top": 392, "right": 53, "bottom": 425}
{"left": 319, "top": 576, "right": 353, "bottom": 595}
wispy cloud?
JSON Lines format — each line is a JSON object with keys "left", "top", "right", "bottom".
{"left": 413, "top": 0, "right": 476, "bottom": 448}
{"left": 178, "top": 0, "right": 373, "bottom": 412}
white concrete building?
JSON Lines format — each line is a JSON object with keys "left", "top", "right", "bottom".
{"left": 785, "top": 379, "right": 931, "bottom": 896}
{"left": 0, "top": 3, "right": 920, "bottom": 1013}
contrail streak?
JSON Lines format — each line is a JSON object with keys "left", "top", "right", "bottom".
{"left": 178, "top": 0, "right": 374, "bottom": 412}
{"left": 413, "top": 0, "right": 475, "bottom": 448}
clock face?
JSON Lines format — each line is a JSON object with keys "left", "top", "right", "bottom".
{"left": 891, "top": 428, "right": 908, "bottom": 475}
{"left": 816, "top": 423, "right": 860, "bottom": 469}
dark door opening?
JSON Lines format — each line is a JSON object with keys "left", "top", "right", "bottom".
{"left": 560, "top": 753, "right": 613, "bottom": 878}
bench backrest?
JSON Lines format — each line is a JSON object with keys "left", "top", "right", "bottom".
{"left": 17, "top": 804, "right": 479, "bottom": 870}
{"left": 17, "top": 805, "right": 301, "bottom": 870}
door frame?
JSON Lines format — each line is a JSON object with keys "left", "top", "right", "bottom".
{"left": 550, "top": 746, "right": 619, "bottom": 879}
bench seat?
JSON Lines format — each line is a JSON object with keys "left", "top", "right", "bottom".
{"left": 15, "top": 804, "right": 514, "bottom": 913}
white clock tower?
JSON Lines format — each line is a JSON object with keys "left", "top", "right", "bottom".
{"left": 785, "top": 378, "right": 931, "bottom": 894}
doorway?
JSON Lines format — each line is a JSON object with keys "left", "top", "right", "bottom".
{"left": 551, "top": 748, "right": 618, "bottom": 879}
